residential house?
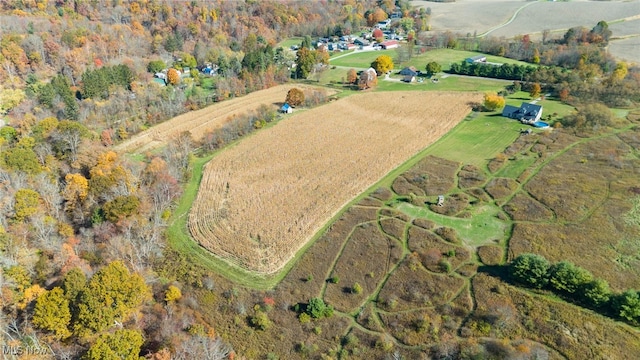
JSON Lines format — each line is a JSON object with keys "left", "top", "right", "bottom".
{"left": 402, "top": 75, "right": 415, "bottom": 83}
{"left": 376, "top": 19, "right": 391, "bottom": 29}
{"left": 502, "top": 102, "right": 543, "bottom": 123}
{"left": 398, "top": 66, "right": 419, "bottom": 77}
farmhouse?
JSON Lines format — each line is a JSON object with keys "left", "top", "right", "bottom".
{"left": 502, "top": 102, "right": 543, "bottom": 123}
{"left": 379, "top": 40, "right": 399, "bottom": 50}
{"left": 399, "top": 66, "right": 419, "bottom": 77}
{"left": 466, "top": 55, "right": 487, "bottom": 63}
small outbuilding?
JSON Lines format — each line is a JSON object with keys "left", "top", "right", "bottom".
{"left": 280, "top": 103, "right": 293, "bottom": 114}
{"left": 466, "top": 55, "right": 487, "bottom": 63}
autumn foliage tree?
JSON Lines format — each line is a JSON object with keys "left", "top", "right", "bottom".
{"left": 346, "top": 68, "right": 358, "bottom": 84}
{"left": 32, "top": 287, "right": 72, "bottom": 339}
{"left": 84, "top": 329, "right": 144, "bottom": 360}
{"left": 483, "top": 92, "right": 506, "bottom": 111}
{"left": 358, "top": 68, "right": 378, "bottom": 90}
{"left": 529, "top": 82, "right": 541, "bottom": 98}
{"left": 74, "top": 261, "right": 148, "bottom": 336}
{"left": 285, "top": 88, "right": 305, "bottom": 107}
{"left": 166, "top": 68, "right": 180, "bottom": 85}
{"left": 372, "top": 28, "right": 384, "bottom": 42}
{"left": 371, "top": 55, "right": 394, "bottom": 75}
{"left": 14, "top": 188, "right": 41, "bottom": 222}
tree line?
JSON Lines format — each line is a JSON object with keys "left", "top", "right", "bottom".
{"left": 507, "top": 253, "right": 640, "bottom": 327}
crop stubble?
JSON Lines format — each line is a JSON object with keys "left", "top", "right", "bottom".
{"left": 114, "top": 84, "right": 323, "bottom": 153}
{"left": 188, "top": 91, "right": 482, "bottom": 274}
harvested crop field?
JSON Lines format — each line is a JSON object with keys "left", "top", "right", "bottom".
{"left": 488, "top": 1, "right": 640, "bottom": 38}
{"left": 114, "top": 84, "right": 327, "bottom": 153}
{"left": 414, "top": 0, "right": 640, "bottom": 50}
{"left": 188, "top": 91, "right": 481, "bottom": 274}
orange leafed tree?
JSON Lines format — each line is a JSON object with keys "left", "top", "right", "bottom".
{"left": 529, "top": 82, "right": 541, "bottom": 99}
{"left": 285, "top": 88, "right": 305, "bottom": 107}
{"left": 167, "top": 68, "right": 180, "bottom": 85}
{"left": 346, "top": 68, "right": 357, "bottom": 84}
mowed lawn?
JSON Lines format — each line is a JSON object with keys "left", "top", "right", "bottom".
{"left": 424, "top": 94, "right": 575, "bottom": 167}
{"left": 330, "top": 48, "right": 534, "bottom": 71}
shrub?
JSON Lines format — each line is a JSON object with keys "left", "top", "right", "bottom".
{"left": 298, "top": 312, "right": 311, "bottom": 323}
{"left": 307, "top": 297, "right": 333, "bottom": 319}
{"left": 352, "top": 283, "right": 363, "bottom": 294}
{"left": 250, "top": 310, "right": 271, "bottom": 330}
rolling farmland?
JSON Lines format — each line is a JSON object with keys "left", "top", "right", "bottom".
{"left": 188, "top": 91, "right": 482, "bottom": 274}
{"left": 114, "top": 84, "right": 327, "bottom": 153}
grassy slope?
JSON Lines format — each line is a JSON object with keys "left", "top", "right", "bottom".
{"left": 329, "top": 48, "right": 533, "bottom": 70}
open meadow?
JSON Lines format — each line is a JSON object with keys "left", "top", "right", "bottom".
{"left": 114, "top": 84, "right": 326, "bottom": 153}
{"left": 187, "top": 91, "right": 482, "bottom": 274}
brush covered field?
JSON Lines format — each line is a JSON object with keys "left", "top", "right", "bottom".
{"left": 187, "top": 91, "right": 482, "bottom": 274}
{"left": 160, "top": 98, "right": 640, "bottom": 357}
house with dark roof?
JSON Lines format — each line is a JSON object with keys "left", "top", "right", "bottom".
{"left": 502, "top": 102, "right": 543, "bottom": 123}
{"left": 399, "top": 66, "right": 419, "bottom": 77}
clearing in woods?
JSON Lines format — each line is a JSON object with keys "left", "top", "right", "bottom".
{"left": 114, "top": 84, "right": 326, "bottom": 154}
{"left": 188, "top": 91, "right": 483, "bottom": 274}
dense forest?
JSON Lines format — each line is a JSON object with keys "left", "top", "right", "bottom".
{"left": 1, "top": 0, "right": 639, "bottom": 358}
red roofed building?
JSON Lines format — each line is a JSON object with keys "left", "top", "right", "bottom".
{"left": 380, "top": 40, "right": 399, "bottom": 50}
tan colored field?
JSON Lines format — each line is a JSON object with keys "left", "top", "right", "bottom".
{"left": 188, "top": 91, "right": 482, "bottom": 274}
{"left": 114, "top": 84, "right": 325, "bottom": 153}
{"left": 488, "top": 1, "right": 640, "bottom": 38}
{"left": 414, "top": 0, "right": 640, "bottom": 59}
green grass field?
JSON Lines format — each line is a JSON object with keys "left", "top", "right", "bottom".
{"left": 423, "top": 113, "right": 523, "bottom": 167}
{"left": 276, "top": 36, "right": 304, "bottom": 50}
{"left": 329, "top": 48, "right": 534, "bottom": 71}
{"left": 396, "top": 203, "right": 506, "bottom": 246}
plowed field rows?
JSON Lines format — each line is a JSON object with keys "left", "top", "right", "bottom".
{"left": 188, "top": 91, "right": 482, "bottom": 274}
{"left": 115, "top": 84, "right": 324, "bottom": 153}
